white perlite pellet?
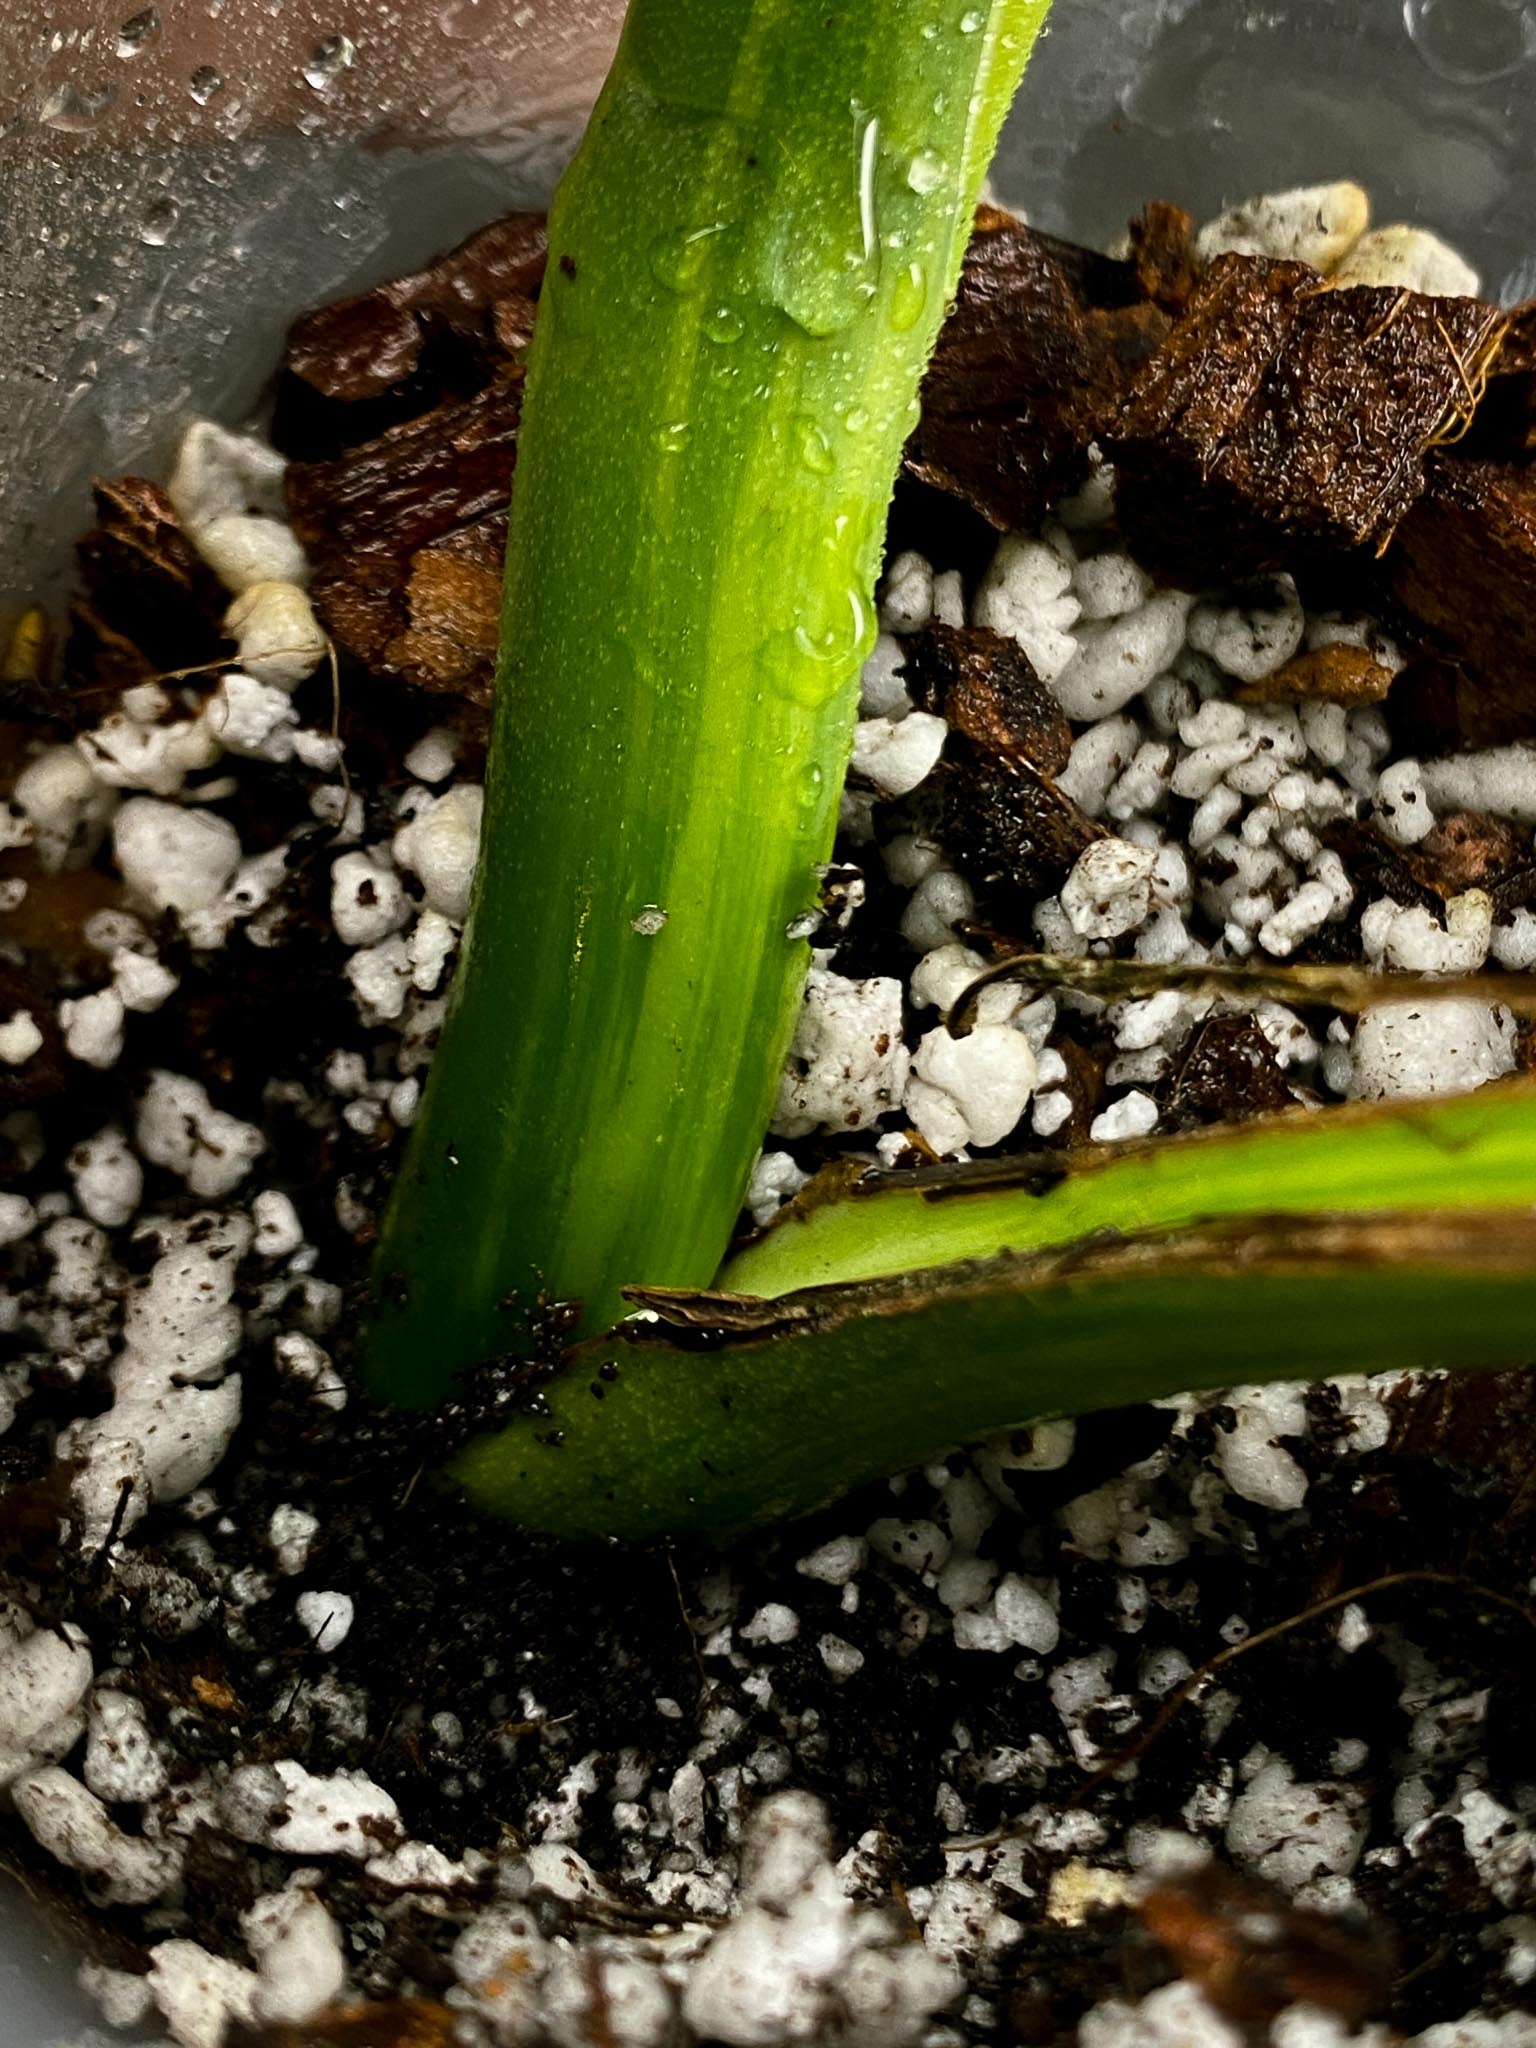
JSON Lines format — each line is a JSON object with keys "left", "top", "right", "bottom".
{"left": 225, "top": 581, "right": 325, "bottom": 690}
{"left": 113, "top": 797, "right": 242, "bottom": 915}
{"left": 84, "top": 1690, "right": 167, "bottom": 1804}
{"left": 296, "top": 1590, "right": 355, "bottom": 1650}
{"left": 1349, "top": 1003, "right": 1517, "bottom": 1101}
{"left": 1196, "top": 180, "right": 1370, "bottom": 271}
{"left": 0, "top": 1621, "right": 93, "bottom": 1787}
{"left": 772, "top": 965, "right": 909, "bottom": 1139}
{"left": 851, "top": 708, "right": 947, "bottom": 799}
{"left": 1332, "top": 224, "right": 1479, "bottom": 297}
{"left": 222, "top": 1757, "right": 401, "bottom": 1860}
{"left": 878, "top": 550, "right": 935, "bottom": 633}
{"left": 1050, "top": 591, "right": 1193, "bottom": 720}
{"left": 1421, "top": 744, "right": 1536, "bottom": 826}
{"left": 68, "top": 1126, "right": 144, "bottom": 1228}
{"left": 1061, "top": 838, "right": 1157, "bottom": 940}
{"left": 681, "top": 1791, "right": 957, "bottom": 2047}
{"left": 12, "top": 1766, "right": 180, "bottom": 1905}
{"left": 392, "top": 784, "right": 483, "bottom": 921}
{"left": 972, "top": 536, "right": 1081, "bottom": 682}
{"left": 0, "top": 1011, "right": 43, "bottom": 1065}
{"left": 136, "top": 1071, "right": 265, "bottom": 1198}
{"left": 905, "top": 1024, "right": 1036, "bottom": 1154}
{"left": 331, "top": 850, "right": 411, "bottom": 947}
{"left": 244, "top": 1889, "right": 348, "bottom": 2027}
{"left": 859, "top": 633, "right": 915, "bottom": 718}
{"left": 146, "top": 1938, "right": 259, "bottom": 2048}
{"left": 1226, "top": 1758, "right": 1367, "bottom": 1892}
{"left": 1213, "top": 1385, "right": 1311, "bottom": 1512}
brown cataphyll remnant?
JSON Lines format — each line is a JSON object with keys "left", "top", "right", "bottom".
{"left": 1109, "top": 255, "right": 1506, "bottom": 586}
{"left": 903, "top": 203, "right": 1184, "bottom": 532}
{"left": 1390, "top": 457, "right": 1536, "bottom": 745}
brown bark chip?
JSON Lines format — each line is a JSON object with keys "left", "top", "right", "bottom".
{"left": 1391, "top": 456, "right": 1536, "bottom": 745}
{"left": 905, "top": 206, "right": 1172, "bottom": 533}
{"left": 287, "top": 212, "right": 546, "bottom": 403}
{"left": 1109, "top": 256, "right": 1506, "bottom": 586}
{"left": 900, "top": 623, "right": 1072, "bottom": 775}
{"left": 286, "top": 380, "right": 521, "bottom": 705}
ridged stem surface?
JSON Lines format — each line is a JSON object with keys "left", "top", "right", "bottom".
{"left": 366, "top": 0, "right": 1052, "bottom": 1407}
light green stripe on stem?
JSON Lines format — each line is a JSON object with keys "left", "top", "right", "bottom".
{"left": 364, "top": 0, "right": 1052, "bottom": 1408}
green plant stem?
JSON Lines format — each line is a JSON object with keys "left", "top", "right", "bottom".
{"left": 721, "top": 1079, "right": 1536, "bottom": 1296}
{"left": 449, "top": 1207, "right": 1536, "bottom": 1540}
{"left": 363, "top": 0, "right": 1053, "bottom": 1409}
